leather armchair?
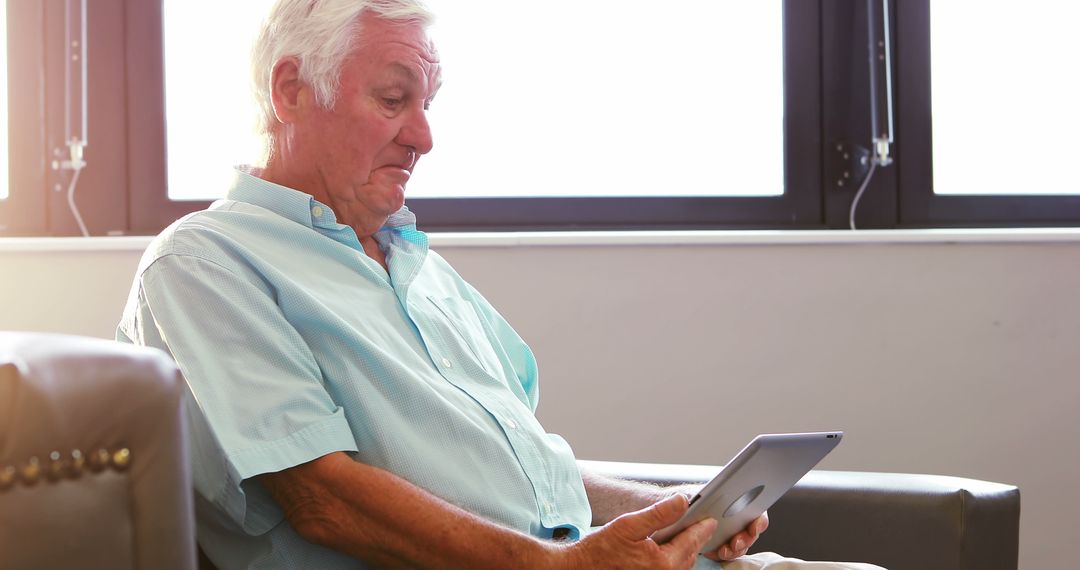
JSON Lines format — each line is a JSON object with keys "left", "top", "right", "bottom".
{"left": 581, "top": 460, "right": 1020, "bottom": 570}
{"left": 0, "top": 332, "right": 196, "bottom": 570}
{"left": 0, "top": 331, "right": 1019, "bottom": 570}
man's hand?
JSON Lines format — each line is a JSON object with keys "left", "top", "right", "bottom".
{"left": 703, "top": 512, "right": 770, "bottom": 562}
{"left": 576, "top": 466, "right": 771, "bottom": 564}
{"left": 559, "top": 494, "right": 718, "bottom": 570}
{"left": 667, "top": 483, "right": 769, "bottom": 561}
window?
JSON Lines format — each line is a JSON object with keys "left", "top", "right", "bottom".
{"left": 894, "top": 0, "right": 1080, "bottom": 226}
{"left": 164, "top": 1, "right": 787, "bottom": 203}
{"left": 162, "top": 0, "right": 274, "bottom": 201}
{"left": 406, "top": 0, "right": 819, "bottom": 231}
{"left": 412, "top": 1, "right": 786, "bottom": 201}
{"left": 0, "top": 2, "right": 8, "bottom": 201}
{"left": 928, "top": 2, "right": 1080, "bottom": 197}
{"left": 155, "top": 0, "right": 815, "bottom": 231}
{"left": 0, "top": 1, "right": 47, "bottom": 235}
{"left": 2, "top": 0, "right": 1079, "bottom": 236}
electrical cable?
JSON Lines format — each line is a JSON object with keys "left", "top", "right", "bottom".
{"left": 848, "top": 159, "right": 878, "bottom": 231}
{"left": 56, "top": 0, "right": 90, "bottom": 237}
{"left": 65, "top": 166, "right": 89, "bottom": 237}
{"left": 849, "top": 0, "right": 893, "bottom": 231}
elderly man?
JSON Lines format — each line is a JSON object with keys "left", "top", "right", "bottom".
{"left": 119, "top": 1, "right": 883, "bottom": 569}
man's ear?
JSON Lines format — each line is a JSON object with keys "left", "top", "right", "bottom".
{"left": 269, "top": 57, "right": 307, "bottom": 124}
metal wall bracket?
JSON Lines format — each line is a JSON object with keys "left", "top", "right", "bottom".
{"left": 828, "top": 142, "right": 871, "bottom": 190}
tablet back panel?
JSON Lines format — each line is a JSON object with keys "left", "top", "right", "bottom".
{"left": 653, "top": 431, "right": 842, "bottom": 553}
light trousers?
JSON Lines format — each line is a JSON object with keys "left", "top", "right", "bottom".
{"left": 699, "top": 551, "right": 888, "bottom": 570}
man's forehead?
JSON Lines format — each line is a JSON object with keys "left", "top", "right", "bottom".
{"left": 356, "top": 13, "right": 438, "bottom": 62}
{"left": 380, "top": 61, "right": 439, "bottom": 87}
{"left": 366, "top": 51, "right": 441, "bottom": 95}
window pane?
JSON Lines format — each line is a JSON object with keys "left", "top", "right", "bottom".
{"left": 931, "top": 2, "right": 1080, "bottom": 196}
{"left": 163, "top": 0, "right": 276, "bottom": 200}
{"left": 164, "top": 1, "right": 783, "bottom": 200}
{"left": 413, "top": 0, "right": 783, "bottom": 198}
{"left": 0, "top": 2, "right": 9, "bottom": 200}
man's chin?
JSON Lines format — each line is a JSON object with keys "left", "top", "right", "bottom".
{"left": 376, "top": 192, "right": 407, "bottom": 220}
{"left": 356, "top": 183, "right": 405, "bottom": 208}
{"left": 389, "top": 187, "right": 407, "bottom": 211}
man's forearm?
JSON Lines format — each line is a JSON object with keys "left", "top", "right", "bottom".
{"left": 578, "top": 463, "right": 696, "bottom": 526}
{"left": 261, "top": 452, "right": 563, "bottom": 569}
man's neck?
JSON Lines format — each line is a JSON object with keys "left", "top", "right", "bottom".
{"left": 259, "top": 160, "right": 387, "bottom": 240}
{"left": 256, "top": 161, "right": 390, "bottom": 271}
{"left": 360, "top": 235, "right": 389, "bottom": 273}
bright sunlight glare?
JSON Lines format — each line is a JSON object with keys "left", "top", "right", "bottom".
{"left": 931, "top": 1, "right": 1080, "bottom": 195}
{"left": 164, "top": 1, "right": 784, "bottom": 200}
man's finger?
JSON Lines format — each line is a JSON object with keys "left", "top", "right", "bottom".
{"left": 610, "top": 494, "right": 689, "bottom": 540}
{"left": 711, "top": 512, "right": 770, "bottom": 561}
{"left": 707, "top": 544, "right": 734, "bottom": 562}
{"left": 752, "top": 512, "right": 770, "bottom": 535}
{"left": 662, "top": 517, "right": 718, "bottom": 565}
{"left": 732, "top": 530, "right": 752, "bottom": 553}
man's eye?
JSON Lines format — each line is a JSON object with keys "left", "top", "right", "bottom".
{"left": 382, "top": 97, "right": 403, "bottom": 108}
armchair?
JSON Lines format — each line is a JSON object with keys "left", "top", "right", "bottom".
{"left": 0, "top": 332, "right": 196, "bottom": 570}
{"left": 581, "top": 460, "right": 1020, "bottom": 570}
{"left": 0, "top": 331, "right": 1019, "bottom": 570}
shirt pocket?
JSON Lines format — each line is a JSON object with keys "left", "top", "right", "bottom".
{"left": 426, "top": 295, "right": 502, "bottom": 377}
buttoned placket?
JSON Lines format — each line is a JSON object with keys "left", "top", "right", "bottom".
{"left": 445, "top": 376, "right": 564, "bottom": 526}
{"left": 399, "top": 267, "right": 567, "bottom": 530}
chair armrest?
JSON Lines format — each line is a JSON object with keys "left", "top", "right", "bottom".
{"left": 0, "top": 332, "right": 196, "bottom": 570}
{"left": 578, "top": 460, "right": 1020, "bottom": 570}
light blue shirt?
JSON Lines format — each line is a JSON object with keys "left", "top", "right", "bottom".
{"left": 116, "top": 168, "right": 591, "bottom": 569}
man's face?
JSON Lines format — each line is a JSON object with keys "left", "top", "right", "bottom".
{"left": 294, "top": 13, "right": 441, "bottom": 227}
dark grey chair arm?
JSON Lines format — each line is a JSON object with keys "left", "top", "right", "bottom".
{"left": 578, "top": 460, "right": 1020, "bottom": 570}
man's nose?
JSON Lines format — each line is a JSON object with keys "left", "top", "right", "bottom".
{"left": 399, "top": 107, "right": 434, "bottom": 156}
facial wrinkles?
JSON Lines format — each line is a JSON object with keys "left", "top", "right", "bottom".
{"left": 310, "top": 20, "right": 439, "bottom": 232}
{"left": 378, "top": 40, "right": 441, "bottom": 98}
{"left": 368, "top": 41, "right": 440, "bottom": 170}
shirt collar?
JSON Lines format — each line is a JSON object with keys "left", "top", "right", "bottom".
{"left": 224, "top": 166, "right": 420, "bottom": 232}
{"left": 225, "top": 166, "right": 428, "bottom": 296}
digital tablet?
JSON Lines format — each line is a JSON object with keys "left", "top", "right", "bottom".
{"left": 651, "top": 431, "right": 843, "bottom": 554}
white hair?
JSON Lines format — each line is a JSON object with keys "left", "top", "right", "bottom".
{"left": 251, "top": 0, "right": 434, "bottom": 157}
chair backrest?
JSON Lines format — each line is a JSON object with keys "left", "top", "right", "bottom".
{"left": 0, "top": 332, "right": 196, "bottom": 570}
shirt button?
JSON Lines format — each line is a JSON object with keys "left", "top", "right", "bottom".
{"left": 441, "top": 357, "right": 452, "bottom": 368}
{"left": 506, "top": 418, "right": 518, "bottom": 430}
{"left": 311, "top": 206, "right": 323, "bottom": 217}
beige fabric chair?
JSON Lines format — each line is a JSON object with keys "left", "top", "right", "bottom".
{"left": 0, "top": 332, "right": 196, "bottom": 570}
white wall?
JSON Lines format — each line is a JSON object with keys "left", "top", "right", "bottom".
{"left": 2, "top": 233, "right": 1077, "bottom": 569}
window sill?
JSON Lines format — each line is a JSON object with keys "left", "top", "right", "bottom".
{"left": 2, "top": 227, "right": 1080, "bottom": 253}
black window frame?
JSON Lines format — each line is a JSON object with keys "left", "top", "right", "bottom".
{"left": 0, "top": 1, "right": 47, "bottom": 236}
{"left": 415, "top": 0, "right": 821, "bottom": 231}
{"left": 126, "top": 0, "right": 823, "bottom": 233}
{"left": 893, "top": 0, "right": 1080, "bottom": 228}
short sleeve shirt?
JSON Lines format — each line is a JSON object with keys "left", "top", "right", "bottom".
{"left": 116, "top": 168, "right": 591, "bottom": 569}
